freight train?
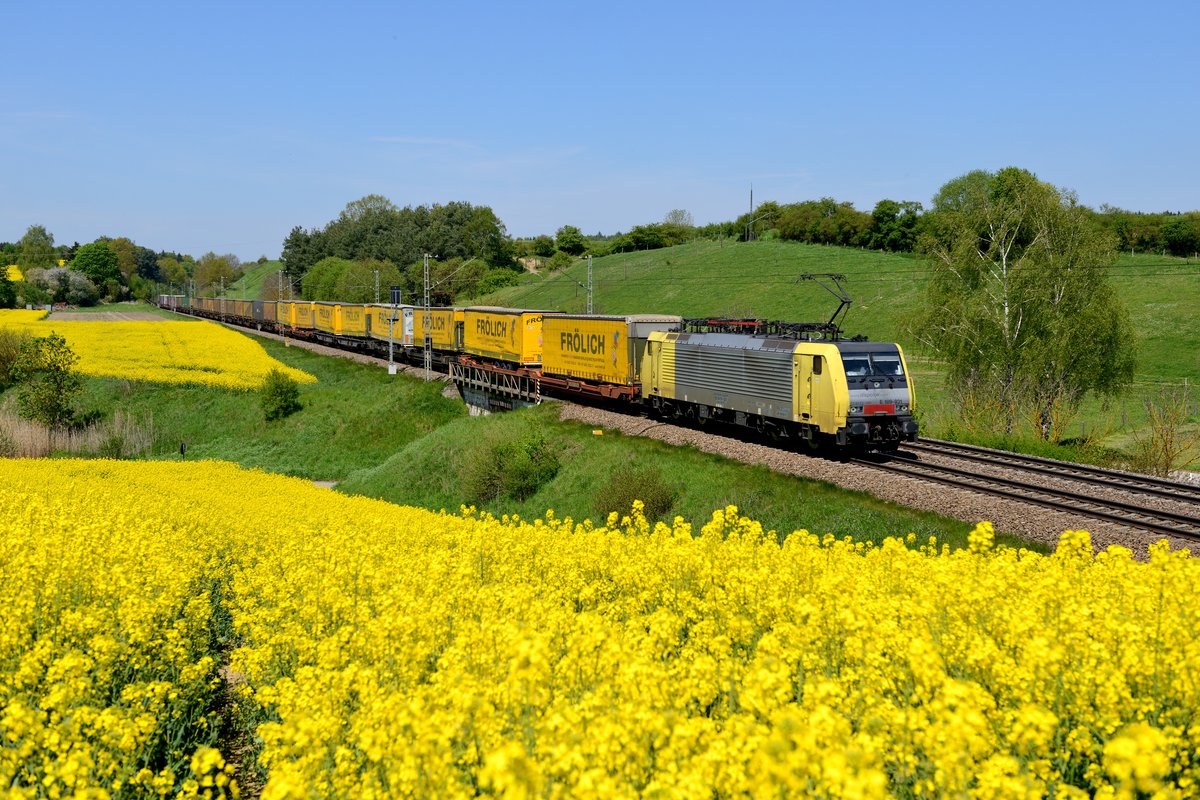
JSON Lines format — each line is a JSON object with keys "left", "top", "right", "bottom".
{"left": 157, "top": 295, "right": 919, "bottom": 450}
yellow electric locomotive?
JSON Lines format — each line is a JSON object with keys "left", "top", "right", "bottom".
{"left": 640, "top": 319, "right": 918, "bottom": 449}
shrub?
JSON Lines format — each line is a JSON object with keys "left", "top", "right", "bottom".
{"left": 461, "top": 429, "right": 560, "bottom": 503}
{"left": 261, "top": 368, "right": 303, "bottom": 421}
{"left": 10, "top": 332, "right": 82, "bottom": 429}
{"left": 546, "top": 251, "right": 574, "bottom": 272}
{"left": 475, "top": 268, "right": 520, "bottom": 296}
{"left": 25, "top": 267, "right": 99, "bottom": 306}
{"left": 594, "top": 464, "right": 676, "bottom": 521}
{"left": 0, "top": 328, "right": 32, "bottom": 390}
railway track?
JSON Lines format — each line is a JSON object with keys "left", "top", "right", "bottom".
{"left": 906, "top": 438, "right": 1200, "bottom": 505}
{"left": 851, "top": 440, "right": 1200, "bottom": 543}
{"left": 199, "top": 309, "right": 1200, "bottom": 546}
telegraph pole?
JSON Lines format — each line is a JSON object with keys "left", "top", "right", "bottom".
{"left": 571, "top": 256, "right": 595, "bottom": 314}
{"left": 423, "top": 254, "right": 433, "bottom": 380}
{"left": 279, "top": 271, "right": 287, "bottom": 346}
{"left": 388, "top": 285, "right": 400, "bottom": 375}
{"left": 748, "top": 184, "right": 754, "bottom": 241}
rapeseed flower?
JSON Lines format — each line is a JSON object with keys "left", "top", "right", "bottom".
{"left": 2, "top": 459, "right": 1197, "bottom": 797}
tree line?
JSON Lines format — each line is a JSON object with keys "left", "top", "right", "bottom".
{"left": 1, "top": 226, "right": 247, "bottom": 308}
{"left": 280, "top": 195, "right": 520, "bottom": 303}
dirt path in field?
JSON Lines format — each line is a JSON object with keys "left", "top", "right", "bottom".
{"left": 216, "top": 659, "right": 263, "bottom": 799}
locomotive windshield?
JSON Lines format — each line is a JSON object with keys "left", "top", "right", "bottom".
{"left": 843, "top": 352, "right": 905, "bottom": 378}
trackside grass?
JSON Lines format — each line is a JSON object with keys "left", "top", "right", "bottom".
{"left": 339, "top": 403, "right": 1041, "bottom": 553}
{"left": 69, "top": 336, "right": 466, "bottom": 479}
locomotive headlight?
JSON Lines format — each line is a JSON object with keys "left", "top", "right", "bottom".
{"left": 849, "top": 404, "right": 863, "bottom": 414}
{"left": 896, "top": 403, "right": 910, "bottom": 413}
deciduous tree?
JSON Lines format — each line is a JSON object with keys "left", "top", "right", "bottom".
{"left": 663, "top": 209, "right": 694, "bottom": 227}
{"left": 157, "top": 256, "right": 190, "bottom": 290}
{"left": 555, "top": 225, "right": 586, "bottom": 256}
{"left": 333, "top": 258, "right": 403, "bottom": 303}
{"left": 301, "top": 257, "right": 355, "bottom": 300}
{"left": 72, "top": 242, "right": 121, "bottom": 288}
{"left": 194, "top": 253, "right": 238, "bottom": 293}
{"left": 912, "top": 167, "right": 1135, "bottom": 438}
{"left": 17, "top": 225, "right": 56, "bottom": 271}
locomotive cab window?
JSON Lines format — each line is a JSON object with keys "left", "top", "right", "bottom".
{"left": 812, "top": 356, "right": 822, "bottom": 375}
{"left": 870, "top": 353, "right": 904, "bottom": 377}
{"left": 843, "top": 352, "right": 905, "bottom": 378}
{"left": 843, "top": 355, "right": 870, "bottom": 377}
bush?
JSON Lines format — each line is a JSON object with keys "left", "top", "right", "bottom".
{"left": 546, "top": 251, "right": 574, "bottom": 272}
{"left": 594, "top": 464, "right": 676, "bottom": 521}
{"left": 475, "top": 268, "right": 520, "bottom": 296}
{"left": 11, "top": 332, "right": 82, "bottom": 430}
{"left": 461, "top": 429, "right": 560, "bottom": 503}
{"left": 25, "top": 267, "right": 99, "bottom": 306}
{"left": 0, "top": 329, "right": 32, "bottom": 390}
{"left": 261, "top": 369, "right": 302, "bottom": 421}
{"left": 0, "top": 276, "right": 15, "bottom": 309}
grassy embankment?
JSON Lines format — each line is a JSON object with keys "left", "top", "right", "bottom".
{"left": 472, "top": 240, "right": 1200, "bottom": 468}
{"left": 338, "top": 401, "right": 1032, "bottom": 550}
{"left": 68, "top": 336, "right": 459, "bottom": 479}
{"left": 44, "top": 326, "right": 1026, "bottom": 551}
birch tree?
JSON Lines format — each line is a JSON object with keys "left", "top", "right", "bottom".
{"left": 912, "top": 168, "right": 1135, "bottom": 438}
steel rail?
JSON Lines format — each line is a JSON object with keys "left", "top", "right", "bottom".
{"left": 905, "top": 438, "right": 1200, "bottom": 503}
{"left": 852, "top": 455, "right": 1200, "bottom": 542}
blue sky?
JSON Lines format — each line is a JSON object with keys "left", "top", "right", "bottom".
{"left": 3, "top": 0, "right": 1197, "bottom": 259}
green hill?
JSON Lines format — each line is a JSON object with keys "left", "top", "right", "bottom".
{"left": 227, "top": 259, "right": 285, "bottom": 299}
{"left": 472, "top": 240, "right": 1200, "bottom": 468}
{"left": 481, "top": 240, "right": 923, "bottom": 342}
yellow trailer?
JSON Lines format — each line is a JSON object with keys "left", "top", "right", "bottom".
{"left": 367, "top": 305, "right": 414, "bottom": 345}
{"left": 416, "top": 307, "right": 460, "bottom": 352}
{"left": 292, "top": 301, "right": 315, "bottom": 330}
{"left": 340, "top": 304, "right": 367, "bottom": 337}
{"left": 313, "top": 302, "right": 340, "bottom": 334}
{"left": 542, "top": 314, "right": 681, "bottom": 386}
{"left": 462, "top": 307, "right": 552, "bottom": 366}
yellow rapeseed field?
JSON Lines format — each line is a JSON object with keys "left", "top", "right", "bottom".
{"left": 2, "top": 459, "right": 1197, "bottom": 798}
{"left": 0, "top": 309, "right": 314, "bottom": 389}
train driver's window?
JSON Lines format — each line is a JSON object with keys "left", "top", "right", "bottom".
{"left": 843, "top": 355, "right": 870, "bottom": 377}
{"left": 812, "top": 356, "right": 822, "bottom": 375}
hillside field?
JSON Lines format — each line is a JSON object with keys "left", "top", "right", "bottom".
{"left": 473, "top": 241, "right": 1200, "bottom": 468}
{"left": 227, "top": 259, "right": 285, "bottom": 299}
